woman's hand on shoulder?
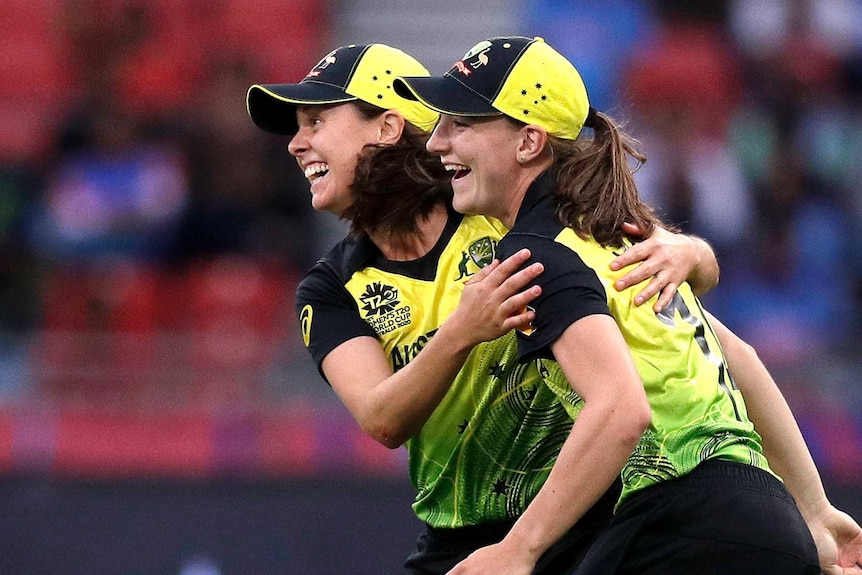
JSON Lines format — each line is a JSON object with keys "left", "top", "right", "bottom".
{"left": 447, "top": 248, "right": 542, "bottom": 347}
{"left": 611, "top": 222, "right": 719, "bottom": 312}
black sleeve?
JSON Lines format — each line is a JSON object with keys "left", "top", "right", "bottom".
{"left": 295, "top": 262, "right": 378, "bottom": 382}
{"left": 498, "top": 234, "right": 610, "bottom": 361}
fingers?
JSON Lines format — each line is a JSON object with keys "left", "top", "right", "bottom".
{"left": 489, "top": 248, "right": 533, "bottom": 285}
{"left": 504, "top": 285, "right": 541, "bottom": 317}
{"left": 502, "top": 307, "right": 536, "bottom": 332}
{"left": 652, "top": 283, "right": 678, "bottom": 312}
{"left": 627, "top": 276, "right": 659, "bottom": 307}
{"left": 498, "top": 278, "right": 542, "bottom": 332}
{"left": 496, "top": 289, "right": 539, "bottom": 333}
{"left": 609, "top": 243, "right": 646, "bottom": 273}
{"left": 474, "top": 249, "right": 542, "bottom": 296}
{"left": 620, "top": 273, "right": 678, "bottom": 311}
{"left": 613, "top": 261, "right": 656, "bottom": 293}
{"left": 498, "top": 262, "right": 543, "bottom": 299}
{"left": 621, "top": 221, "right": 647, "bottom": 238}
{"left": 614, "top": 265, "right": 678, "bottom": 310}
{"left": 464, "top": 258, "right": 499, "bottom": 285}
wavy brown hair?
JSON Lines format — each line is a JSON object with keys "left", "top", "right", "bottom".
{"left": 548, "top": 110, "right": 669, "bottom": 248}
{"left": 341, "top": 101, "right": 452, "bottom": 238}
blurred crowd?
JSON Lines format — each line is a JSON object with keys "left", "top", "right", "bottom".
{"left": 0, "top": 0, "right": 330, "bottom": 403}
{"left": 0, "top": 0, "right": 860, "bottom": 410}
{"left": 1, "top": 0, "right": 327, "bottom": 299}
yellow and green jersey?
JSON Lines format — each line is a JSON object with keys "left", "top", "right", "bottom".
{"left": 295, "top": 209, "right": 578, "bottom": 528}
{"left": 498, "top": 172, "right": 771, "bottom": 506}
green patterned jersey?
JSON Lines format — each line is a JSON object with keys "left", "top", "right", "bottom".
{"left": 295, "top": 210, "right": 574, "bottom": 527}
{"left": 496, "top": 172, "right": 772, "bottom": 506}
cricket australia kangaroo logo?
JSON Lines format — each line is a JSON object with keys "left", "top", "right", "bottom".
{"left": 455, "top": 236, "right": 497, "bottom": 280}
{"left": 360, "top": 282, "right": 411, "bottom": 336}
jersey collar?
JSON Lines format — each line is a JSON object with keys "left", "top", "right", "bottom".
{"left": 513, "top": 169, "right": 556, "bottom": 227}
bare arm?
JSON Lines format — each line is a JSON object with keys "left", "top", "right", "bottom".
{"left": 448, "top": 315, "right": 651, "bottom": 574}
{"left": 709, "top": 312, "right": 862, "bottom": 574}
{"left": 612, "top": 223, "right": 720, "bottom": 312}
{"left": 324, "top": 249, "right": 542, "bottom": 448}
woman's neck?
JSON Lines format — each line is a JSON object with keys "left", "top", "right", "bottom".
{"left": 369, "top": 203, "right": 450, "bottom": 262}
{"left": 499, "top": 159, "right": 554, "bottom": 228}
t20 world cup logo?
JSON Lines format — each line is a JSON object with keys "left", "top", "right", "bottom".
{"left": 360, "top": 282, "right": 400, "bottom": 317}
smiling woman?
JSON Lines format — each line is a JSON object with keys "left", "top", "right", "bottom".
{"left": 288, "top": 103, "right": 388, "bottom": 215}
{"left": 428, "top": 114, "right": 530, "bottom": 223}
{"left": 394, "top": 35, "right": 860, "bottom": 575}
{"left": 245, "top": 41, "right": 731, "bottom": 575}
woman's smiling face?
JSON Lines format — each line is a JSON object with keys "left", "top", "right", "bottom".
{"left": 288, "top": 103, "right": 384, "bottom": 216}
{"left": 426, "top": 114, "right": 523, "bottom": 222}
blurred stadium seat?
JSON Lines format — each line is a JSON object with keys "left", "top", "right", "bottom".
{"left": 185, "top": 256, "right": 293, "bottom": 405}
{"left": 33, "top": 262, "right": 161, "bottom": 405}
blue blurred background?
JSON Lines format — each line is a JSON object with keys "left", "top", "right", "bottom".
{"left": 0, "top": 0, "right": 860, "bottom": 573}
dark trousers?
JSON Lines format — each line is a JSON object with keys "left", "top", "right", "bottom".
{"left": 403, "top": 481, "right": 620, "bottom": 575}
{"left": 575, "top": 460, "right": 820, "bottom": 575}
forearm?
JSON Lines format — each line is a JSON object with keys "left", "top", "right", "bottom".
{"left": 330, "top": 321, "right": 480, "bottom": 448}
{"left": 709, "top": 312, "right": 829, "bottom": 518}
{"left": 685, "top": 235, "right": 719, "bottom": 296}
{"left": 736, "top": 357, "right": 827, "bottom": 518}
{"left": 500, "top": 315, "right": 650, "bottom": 560}
{"left": 331, "top": 251, "right": 543, "bottom": 448}
{"left": 501, "top": 403, "right": 640, "bottom": 560}
{"left": 370, "top": 320, "right": 479, "bottom": 444}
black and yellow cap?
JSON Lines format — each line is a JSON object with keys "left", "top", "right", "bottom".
{"left": 394, "top": 36, "right": 590, "bottom": 140}
{"left": 247, "top": 44, "right": 439, "bottom": 135}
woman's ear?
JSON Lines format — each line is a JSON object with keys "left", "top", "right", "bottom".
{"left": 378, "top": 111, "right": 406, "bottom": 145}
{"left": 517, "top": 124, "right": 549, "bottom": 163}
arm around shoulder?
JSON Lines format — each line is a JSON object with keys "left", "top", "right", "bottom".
{"left": 612, "top": 223, "right": 719, "bottom": 311}
{"left": 708, "top": 312, "right": 862, "bottom": 574}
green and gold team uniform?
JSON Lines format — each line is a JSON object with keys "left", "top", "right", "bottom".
{"left": 496, "top": 172, "right": 819, "bottom": 573}
{"left": 296, "top": 210, "right": 579, "bottom": 528}
{"left": 496, "top": 172, "right": 772, "bottom": 506}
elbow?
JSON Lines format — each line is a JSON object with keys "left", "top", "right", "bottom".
{"left": 347, "top": 400, "right": 415, "bottom": 449}
{"left": 344, "top": 394, "right": 425, "bottom": 449}
{"left": 360, "top": 420, "right": 411, "bottom": 450}
{"left": 377, "top": 433, "right": 408, "bottom": 450}
{"left": 633, "top": 401, "right": 652, "bottom": 438}
{"left": 618, "top": 396, "right": 652, "bottom": 449}
{"left": 737, "top": 337, "right": 759, "bottom": 361}
{"left": 590, "top": 392, "right": 651, "bottom": 453}
{"left": 724, "top": 331, "right": 760, "bottom": 371}
{"left": 704, "top": 260, "right": 720, "bottom": 294}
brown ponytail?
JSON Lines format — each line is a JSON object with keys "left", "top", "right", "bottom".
{"left": 550, "top": 110, "right": 665, "bottom": 248}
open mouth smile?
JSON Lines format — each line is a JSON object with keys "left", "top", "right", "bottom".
{"left": 304, "top": 162, "right": 330, "bottom": 183}
{"left": 444, "top": 163, "right": 471, "bottom": 180}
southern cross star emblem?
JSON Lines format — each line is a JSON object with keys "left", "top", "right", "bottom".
{"left": 492, "top": 479, "right": 509, "bottom": 496}
{"left": 488, "top": 363, "right": 505, "bottom": 378}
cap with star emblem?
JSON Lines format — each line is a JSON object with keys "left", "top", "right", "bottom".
{"left": 247, "top": 44, "right": 439, "bottom": 135}
{"left": 394, "top": 36, "right": 592, "bottom": 140}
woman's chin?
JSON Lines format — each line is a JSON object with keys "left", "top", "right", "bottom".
{"left": 452, "top": 193, "right": 479, "bottom": 216}
{"left": 310, "top": 194, "right": 335, "bottom": 214}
